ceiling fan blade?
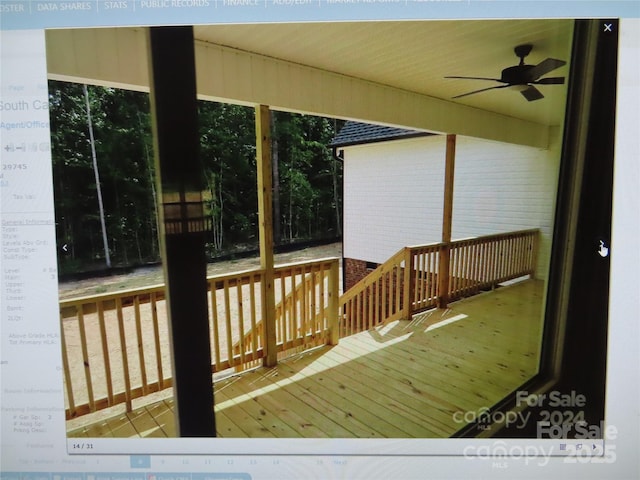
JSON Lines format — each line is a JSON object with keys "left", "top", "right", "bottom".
{"left": 445, "top": 76, "right": 505, "bottom": 83}
{"left": 452, "top": 84, "right": 510, "bottom": 99}
{"left": 525, "top": 58, "right": 567, "bottom": 81}
{"left": 521, "top": 85, "right": 544, "bottom": 101}
{"left": 533, "top": 76, "right": 565, "bottom": 85}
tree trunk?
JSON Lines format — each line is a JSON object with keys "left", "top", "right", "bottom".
{"left": 138, "top": 111, "right": 159, "bottom": 259}
{"left": 134, "top": 225, "right": 143, "bottom": 263}
{"left": 83, "top": 84, "right": 111, "bottom": 267}
{"left": 332, "top": 119, "right": 342, "bottom": 236}
{"left": 288, "top": 179, "right": 293, "bottom": 242}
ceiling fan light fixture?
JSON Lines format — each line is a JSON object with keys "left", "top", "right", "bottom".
{"left": 446, "top": 44, "right": 566, "bottom": 102}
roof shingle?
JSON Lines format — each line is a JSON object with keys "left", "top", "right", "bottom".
{"left": 330, "top": 121, "right": 432, "bottom": 147}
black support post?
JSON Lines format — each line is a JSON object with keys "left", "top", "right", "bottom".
{"left": 147, "top": 26, "right": 216, "bottom": 437}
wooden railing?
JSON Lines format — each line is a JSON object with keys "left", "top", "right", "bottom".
{"left": 446, "top": 229, "right": 539, "bottom": 301}
{"left": 339, "top": 248, "right": 408, "bottom": 337}
{"left": 60, "top": 230, "right": 536, "bottom": 420}
{"left": 59, "top": 284, "right": 169, "bottom": 418}
{"left": 232, "top": 258, "right": 340, "bottom": 371}
{"left": 339, "top": 229, "right": 539, "bottom": 337}
{"left": 59, "top": 257, "right": 340, "bottom": 419}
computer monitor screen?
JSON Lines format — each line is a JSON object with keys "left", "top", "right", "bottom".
{"left": 1, "top": 3, "right": 638, "bottom": 479}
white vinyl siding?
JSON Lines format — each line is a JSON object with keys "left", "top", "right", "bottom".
{"left": 343, "top": 134, "right": 560, "bottom": 279}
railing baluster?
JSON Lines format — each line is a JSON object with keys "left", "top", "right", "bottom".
{"left": 311, "top": 265, "right": 319, "bottom": 336}
{"left": 525, "top": 233, "right": 532, "bottom": 273}
{"left": 292, "top": 270, "right": 297, "bottom": 342}
{"left": 279, "top": 271, "right": 288, "bottom": 349}
{"left": 302, "top": 267, "right": 310, "bottom": 341}
{"left": 76, "top": 308, "right": 95, "bottom": 412}
{"left": 97, "top": 301, "right": 114, "bottom": 405}
{"left": 477, "top": 242, "right": 484, "bottom": 284}
{"left": 250, "top": 273, "right": 258, "bottom": 355}
{"left": 417, "top": 250, "right": 423, "bottom": 307}
{"left": 328, "top": 260, "right": 339, "bottom": 345}
{"left": 461, "top": 243, "right": 468, "bottom": 294}
{"left": 466, "top": 243, "right": 472, "bottom": 287}
{"left": 511, "top": 235, "right": 517, "bottom": 276}
{"left": 455, "top": 244, "right": 462, "bottom": 297}
{"left": 484, "top": 240, "right": 491, "bottom": 284}
{"left": 465, "top": 243, "right": 472, "bottom": 295}
{"left": 115, "top": 297, "right": 132, "bottom": 412}
{"left": 507, "top": 236, "right": 512, "bottom": 278}
{"left": 516, "top": 234, "right": 521, "bottom": 276}
{"left": 421, "top": 251, "right": 427, "bottom": 307}
{"left": 524, "top": 234, "right": 529, "bottom": 272}
{"left": 291, "top": 269, "right": 298, "bottom": 341}
{"left": 373, "top": 275, "right": 380, "bottom": 325}
{"left": 455, "top": 244, "right": 462, "bottom": 294}
{"left": 502, "top": 237, "right": 508, "bottom": 279}
{"left": 394, "top": 266, "right": 401, "bottom": 316}
{"left": 60, "top": 314, "right": 75, "bottom": 417}
{"left": 353, "top": 292, "right": 362, "bottom": 332}
{"left": 235, "top": 281, "right": 245, "bottom": 366}
{"left": 455, "top": 244, "right": 462, "bottom": 296}
{"left": 473, "top": 241, "right": 480, "bottom": 293}
{"left": 521, "top": 234, "right": 527, "bottom": 274}
{"left": 465, "top": 242, "right": 472, "bottom": 294}
{"left": 223, "top": 279, "right": 233, "bottom": 365}
{"left": 419, "top": 251, "right": 425, "bottom": 307}
{"left": 499, "top": 237, "right": 506, "bottom": 280}
{"left": 350, "top": 296, "right": 355, "bottom": 336}
{"left": 362, "top": 289, "right": 368, "bottom": 332}
{"left": 150, "top": 292, "right": 165, "bottom": 390}
{"left": 319, "top": 264, "right": 326, "bottom": 333}
{"left": 516, "top": 234, "right": 521, "bottom": 275}
{"left": 133, "top": 296, "right": 148, "bottom": 395}
{"left": 501, "top": 237, "right": 508, "bottom": 280}
{"left": 452, "top": 245, "right": 459, "bottom": 296}
{"left": 492, "top": 239, "right": 497, "bottom": 281}
{"left": 345, "top": 298, "right": 351, "bottom": 337}
{"left": 381, "top": 272, "right": 387, "bottom": 326}
{"left": 367, "top": 277, "right": 374, "bottom": 330}
{"left": 210, "top": 280, "right": 221, "bottom": 369}
{"left": 401, "top": 248, "right": 411, "bottom": 320}
{"left": 429, "top": 249, "right": 436, "bottom": 305}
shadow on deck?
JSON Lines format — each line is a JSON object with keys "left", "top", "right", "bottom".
{"left": 67, "top": 278, "right": 544, "bottom": 438}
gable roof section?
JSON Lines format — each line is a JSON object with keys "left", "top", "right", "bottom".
{"left": 330, "top": 121, "right": 434, "bottom": 148}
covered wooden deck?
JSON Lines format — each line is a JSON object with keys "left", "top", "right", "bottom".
{"left": 68, "top": 278, "right": 544, "bottom": 438}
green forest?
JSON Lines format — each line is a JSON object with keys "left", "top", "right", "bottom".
{"left": 48, "top": 81, "right": 344, "bottom": 275}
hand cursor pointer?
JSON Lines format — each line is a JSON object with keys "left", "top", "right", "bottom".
{"left": 598, "top": 240, "right": 609, "bottom": 258}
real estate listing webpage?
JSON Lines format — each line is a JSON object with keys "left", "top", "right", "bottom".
{"left": 1, "top": 2, "right": 638, "bottom": 479}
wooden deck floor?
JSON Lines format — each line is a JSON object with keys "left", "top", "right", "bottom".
{"left": 68, "top": 278, "right": 544, "bottom": 438}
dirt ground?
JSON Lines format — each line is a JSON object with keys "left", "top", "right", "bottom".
{"left": 58, "top": 242, "right": 342, "bottom": 300}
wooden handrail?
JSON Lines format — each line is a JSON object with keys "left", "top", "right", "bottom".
{"left": 339, "top": 229, "right": 539, "bottom": 337}
{"left": 448, "top": 228, "right": 539, "bottom": 249}
{"left": 338, "top": 248, "right": 408, "bottom": 337}
{"left": 339, "top": 248, "right": 407, "bottom": 305}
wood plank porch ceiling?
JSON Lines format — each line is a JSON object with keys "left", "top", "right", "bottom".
{"left": 68, "top": 279, "right": 543, "bottom": 439}
{"left": 193, "top": 19, "right": 572, "bottom": 127}
{"left": 46, "top": 19, "right": 573, "bottom": 147}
